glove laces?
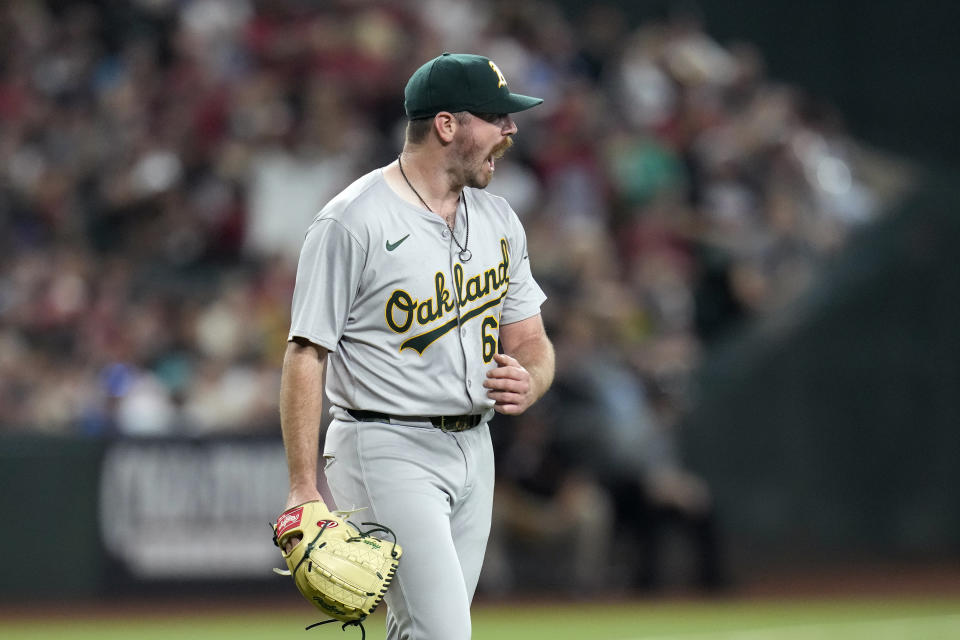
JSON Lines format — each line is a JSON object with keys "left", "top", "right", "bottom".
{"left": 347, "top": 521, "right": 401, "bottom": 559}
{"left": 306, "top": 619, "right": 367, "bottom": 640}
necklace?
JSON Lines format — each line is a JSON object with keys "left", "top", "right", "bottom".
{"left": 397, "top": 154, "right": 472, "bottom": 262}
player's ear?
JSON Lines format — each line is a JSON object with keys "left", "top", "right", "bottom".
{"left": 433, "top": 112, "right": 458, "bottom": 143}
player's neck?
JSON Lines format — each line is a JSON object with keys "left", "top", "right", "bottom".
{"left": 394, "top": 150, "right": 463, "bottom": 218}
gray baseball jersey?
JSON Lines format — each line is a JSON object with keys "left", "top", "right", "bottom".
{"left": 288, "top": 167, "right": 546, "bottom": 417}
{"left": 288, "top": 166, "right": 546, "bottom": 640}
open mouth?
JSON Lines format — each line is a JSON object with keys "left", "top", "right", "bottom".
{"left": 488, "top": 137, "right": 513, "bottom": 172}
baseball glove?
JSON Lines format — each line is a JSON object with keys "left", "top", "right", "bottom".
{"left": 272, "top": 501, "right": 402, "bottom": 634}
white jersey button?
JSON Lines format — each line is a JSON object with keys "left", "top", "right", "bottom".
{"left": 441, "top": 228, "right": 450, "bottom": 239}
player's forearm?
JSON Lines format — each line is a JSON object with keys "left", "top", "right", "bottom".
{"left": 510, "top": 333, "right": 555, "bottom": 402}
{"left": 279, "top": 339, "right": 328, "bottom": 500}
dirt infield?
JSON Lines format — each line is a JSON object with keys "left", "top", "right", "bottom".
{"left": 732, "top": 563, "right": 960, "bottom": 600}
{"left": 2, "top": 562, "right": 958, "bottom": 623}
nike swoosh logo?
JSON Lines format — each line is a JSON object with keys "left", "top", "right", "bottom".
{"left": 386, "top": 234, "right": 410, "bottom": 251}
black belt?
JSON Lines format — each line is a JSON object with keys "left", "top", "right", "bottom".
{"left": 347, "top": 409, "right": 483, "bottom": 432}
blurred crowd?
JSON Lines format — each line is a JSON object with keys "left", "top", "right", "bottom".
{"left": 0, "top": 0, "right": 910, "bottom": 590}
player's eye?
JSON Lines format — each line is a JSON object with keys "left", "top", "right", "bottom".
{"left": 471, "top": 112, "right": 508, "bottom": 125}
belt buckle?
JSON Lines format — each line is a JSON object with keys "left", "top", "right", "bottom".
{"left": 438, "top": 416, "right": 469, "bottom": 432}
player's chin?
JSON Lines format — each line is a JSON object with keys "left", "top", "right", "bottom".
{"left": 469, "top": 166, "right": 494, "bottom": 189}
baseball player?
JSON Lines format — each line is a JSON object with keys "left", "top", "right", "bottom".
{"left": 279, "top": 53, "right": 554, "bottom": 639}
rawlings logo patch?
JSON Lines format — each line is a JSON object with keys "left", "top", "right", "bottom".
{"left": 276, "top": 507, "right": 304, "bottom": 538}
{"left": 317, "top": 519, "right": 339, "bottom": 529}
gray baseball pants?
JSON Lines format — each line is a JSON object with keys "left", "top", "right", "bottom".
{"left": 323, "top": 417, "right": 494, "bottom": 640}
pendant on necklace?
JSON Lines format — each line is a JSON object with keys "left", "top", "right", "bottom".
{"left": 459, "top": 249, "right": 472, "bottom": 262}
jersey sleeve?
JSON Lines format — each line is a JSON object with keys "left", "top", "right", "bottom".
{"left": 500, "top": 213, "right": 547, "bottom": 325}
{"left": 288, "top": 217, "right": 366, "bottom": 350}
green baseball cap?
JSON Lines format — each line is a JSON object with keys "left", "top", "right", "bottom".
{"left": 404, "top": 52, "right": 544, "bottom": 119}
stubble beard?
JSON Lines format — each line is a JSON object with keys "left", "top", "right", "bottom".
{"left": 453, "top": 134, "right": 514, "bottom": 190}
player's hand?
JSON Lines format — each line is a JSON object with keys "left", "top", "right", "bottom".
{"left": 484, "top": 353, "right": 535, "bottom": 415}
{"left": 281, "top": 487, "right": 323, "bottom": 552}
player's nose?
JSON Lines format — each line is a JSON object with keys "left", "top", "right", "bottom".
{"left": 502, "top": 115, "right": 517, "bottom": 135}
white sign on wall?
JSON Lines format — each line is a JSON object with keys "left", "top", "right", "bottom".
{"left": 99, "top": 439, "right": 289, "bottom": 579}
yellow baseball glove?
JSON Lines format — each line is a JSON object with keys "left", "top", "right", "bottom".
{"left": 272, "top": 501, "right": 401, "bottom": 633}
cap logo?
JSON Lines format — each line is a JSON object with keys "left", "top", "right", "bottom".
{"left": 488, "top": 60, "right": 507, "bottom": 88}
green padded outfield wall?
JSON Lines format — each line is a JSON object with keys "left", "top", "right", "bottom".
{"left": 681, "top": 175, "right": 960, "bottom": 564}
{"left": 0, "top": 435, "right": 106, "bottom": 596}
